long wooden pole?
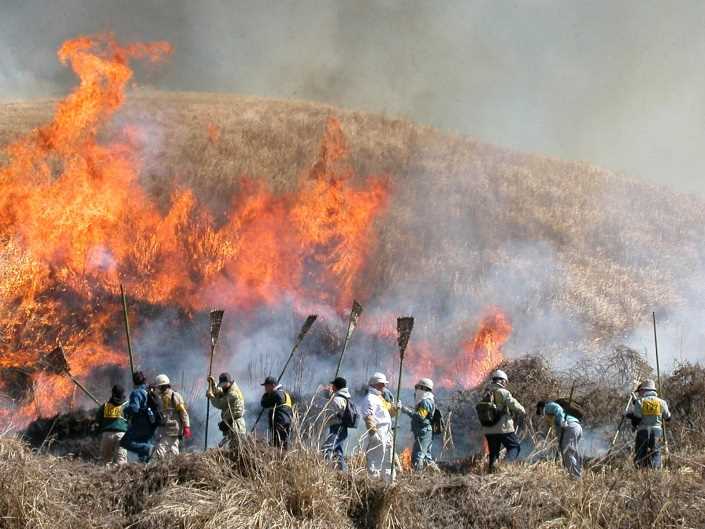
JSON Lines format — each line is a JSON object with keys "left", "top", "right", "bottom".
{"left": 120, "top": 284, "right": 135, "bottom": 379}
{"left": 251, "top": 315, "right": 317, "bottom": 433}
{"left": 334, "top": 300, "right": 362, "bottom": 380}
{"left": 64, "top": 372, "right": 101, "bottom": 405}
{"left": 390, "top": 317, "right": 413, "bottom": 480}
{"left": 204, "top": 310, "right": 224, "bottom": 451}
{"left": 652, "top": 312, "right": 669, "bottom": 461}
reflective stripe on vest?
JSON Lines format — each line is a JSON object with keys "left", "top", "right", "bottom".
{"left": 103, "top": 402, "right": 124, "bottom": 419}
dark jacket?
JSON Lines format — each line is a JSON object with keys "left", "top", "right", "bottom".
{"left": 124, "top": 384, "right": 155, "bottom": 439}
{"left": 95, "top": 397, "right": 128, "bottom": 433}
{"left": 260, "top": 385, "right": 293, "bottom": 430}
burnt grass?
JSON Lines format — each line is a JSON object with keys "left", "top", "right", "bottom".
{"left": 3, "top": 356, "right": 705, "bottom": 529}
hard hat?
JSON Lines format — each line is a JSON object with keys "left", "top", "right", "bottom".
{"left": 415, "top": 378, "right": 434, "bottom": 391}
{"left": 154, "top": 374, "right": 170, "bottom": 386}
{"left": 639, "top": 379, "right": 656, "bottom": 391}
{"left": 491, "top": 369, "right": 508, "bottom": 382}
{"left": 368, "top": 372, "right": 389, "bottom": 386}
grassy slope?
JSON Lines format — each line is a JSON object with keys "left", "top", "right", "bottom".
{"left": 2, "top": 91, "right": 705, "bottom": 350}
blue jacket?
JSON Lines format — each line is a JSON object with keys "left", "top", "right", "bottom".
{"left": 403, "top": 393, "right": 434, "bottom": 434}
{"left": 544, "top": 401, "right": 579, "bottom": 431}
{"left": 125, "top": 385, "right": 154, "bottom": 438}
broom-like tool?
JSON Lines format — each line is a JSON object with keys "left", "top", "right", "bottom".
{"left": 333, "top": 300, "right": 363, "bottom": 380}
{"left": 204, "top": 309, "right": 225, "bottom": 451}
{"left": 390, "top": 316, "right": 414, "bottom": 479}
{"left": 251, "top": 314, "right": 318, "bottom": 433}
{"left": 42, "top": 346, "right": 100, "bottom": 405}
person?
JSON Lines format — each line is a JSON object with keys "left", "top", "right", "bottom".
{"left": 152, "top": 374, "right": 191, "bottom": 459}
{"left": 94, "top": 384, "right": 128, "bottom": 466}
{"left": 537, "top": 400, "right": 582, "bottom": 479}
{"left": 381, "top": 385, "right": 403, "bottom": 473}
{"left": 207, "top": 372, "right": 246, "bottom": 446}
{"left": 401, "top": 377, "right": 438, "bottom": 471}
{"left": 626, "top": 379, "right": 671, "bottom": 469}
{"left": 481, "top": 369, "right": 526, "bottom": 472}
{"left": 362, "top": 372, "right": 397, "bottom": 479}
{"left": 322, "top": 376, "right": 352, "bottom": 470}
{"left": 260, "top": 376, "right": 294, "bottom": 449}
{"left": 120, "top": 371, "right": 157, "bottom": 462}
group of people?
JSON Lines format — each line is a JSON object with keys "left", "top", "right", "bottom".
{"left": 92, "top": 367, "right": 672, "bottom": 479}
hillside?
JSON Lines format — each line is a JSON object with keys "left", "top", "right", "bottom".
{"left": 2, "top": 90, "right": 703, "bottom": 362}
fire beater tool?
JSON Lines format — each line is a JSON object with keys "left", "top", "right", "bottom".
{"left": 652, "top": 311, "right": 670, "bottom": 462}
{"left": 204, "top": 309, "right": 225, "bottom": 451}
{"left": 333, "top": 300, "right": 363, "bottom": 380}
{"left": 390, "top": 316, "right": 414, "bottom": 480}
{"left": 120, "top": 284, "right": 135, "bottom": 379}
{"left": 42, "top": 345, "right": 101, "bottom": 406}
{"left": 251, "top": 314, "right": 318, "bottom": 433}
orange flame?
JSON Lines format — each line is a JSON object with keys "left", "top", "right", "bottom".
{"left": 400, "top": 447, "right": 413, "bottom": 471}
{"left": 0, "top": 35, "right": 388, "bottom": 426}
{"left": 460, "top": 309, "right": 511, "bottom": 387}
{"left": 404, "top": 308, "right": 511, "bottom": 390}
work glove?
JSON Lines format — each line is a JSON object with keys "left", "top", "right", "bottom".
{"left": 183, "top": 426, "right": 192, "bottom": 440}
{"left": 206, "top": 390, "right": 215, "bottom": 400}
{"left": 207, "top": 376, "right": 216, "bottom": 387}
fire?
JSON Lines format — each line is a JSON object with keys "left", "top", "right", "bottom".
{"left": 400, "top": 447, "right": 413, "bottom": 471}
{"left": 460, "top": 309, "right": 511, "bottom": 387}
{"left": 0, "top": 34, "right": 388, "bottom": 426}
{"left": 404, "top": 309, "right": 511, "bottom": 390}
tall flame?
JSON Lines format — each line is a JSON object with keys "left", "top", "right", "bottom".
{"left": 0, "top": 34, "right": 388, "bottom": 426}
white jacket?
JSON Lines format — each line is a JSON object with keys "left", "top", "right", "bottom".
{"left": 362, "top": 387, "right": 392, "bottom": 440}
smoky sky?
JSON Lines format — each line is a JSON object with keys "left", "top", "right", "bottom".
{"left": 2, "top": 0, "right": 705, "bottom": 194}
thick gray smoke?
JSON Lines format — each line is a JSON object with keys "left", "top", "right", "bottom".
{"left": 2, "top": 0, "right": 705, "bottom": 194}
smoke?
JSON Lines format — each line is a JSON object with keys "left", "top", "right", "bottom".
{"left": 3, "top": 1, "right": 705, "bottom": 193}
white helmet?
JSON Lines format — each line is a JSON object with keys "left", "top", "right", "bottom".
{"left": 491, "top": 369, "right": 508, "bottom": 382}
{"left": 368, "top": 372, "right": 389, "bottom": 386}
{"left": 639, "top": 379, "right": 657, "bottom": 392}
{"left": 154, "top": 374, "right": 170, "bottom": 386}
{"left": 415, "top": 378, "right": 434, "bottom": 392}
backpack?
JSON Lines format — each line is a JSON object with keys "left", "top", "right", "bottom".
{"left": 146, "top": 387, "right": 166, "bottom": 427}
{"left": 475, "top": 390, "right": 505, "bottom": 427}
{"left": 555, "top": 398, "right": 585, "bottom": 421}
{"left": 339, "top": 396, "right": 359, "bottom": 429}
{"left": 431, "top": 406, "right": 445, "bottom": 436}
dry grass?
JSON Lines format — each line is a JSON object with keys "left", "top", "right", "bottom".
{"left": 2, "top": 90, "right": 705, "bottom": 354}
{"left": 2, "top": 433, "right": 705, "bottom": 529}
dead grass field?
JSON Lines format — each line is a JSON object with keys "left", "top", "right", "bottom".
{"left": 2, "top": 90, "right": 704, "bottom": 356}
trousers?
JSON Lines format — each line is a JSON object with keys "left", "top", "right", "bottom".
{"left": 153, "top": 430, "right": 181, "bottom": 460}
{"left": 635, "top": 428, "right": 663, "bottom": 469}
{"left": 559, "top": 422, "right": 582, "bottom": 479}
{"left": 366, "top": 428, "right": 392, "bottom": 480}
{"left": 485, "top": 432, "right": 520, "bottom": 470}
{"left": 323, "top": 424, "right": 348, "bottom": 471}
{"left": 120, "top": 430, "right": 154, "bottom": 462}
{"left": 100, "top": 431, "right": 128, "bottom": 466}
{"left": 412, "top": 428, "right": 434, "bottom": 470}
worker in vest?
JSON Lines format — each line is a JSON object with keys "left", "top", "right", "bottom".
{"left": 94, "top": 384, "right": 128, "bottom": 466}
{"left": 381, "top": 384, "right": 403, "bottom": 473}
{"left": 401, "top": 377, "right": 438, "bottom": 471}
{"left": 626, "top": 379, "right": 671, "bottom": 469}
{"left": 537, "top": 400, "right": 582, "bottom": 479}
{"left": 207, "top": 372, "right": 246, "bottom": 445}
{"left": 152, "top": 374, "right": 191, "bottom": 459}
{"left": 322, "top": 376, "right": 352, "bottom": 471}
{"left": 362, "top": 372, "right": 397, "bottom": 480}
{"left": 481, "top": 369, "right": 526, "bottom": 472}
{"left": 260, "top": 376, "right": 294, "bottom": 449}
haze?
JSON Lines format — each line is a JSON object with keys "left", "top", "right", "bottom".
{"left": 2, "top": 0, "right": 703, "bottom": 194}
